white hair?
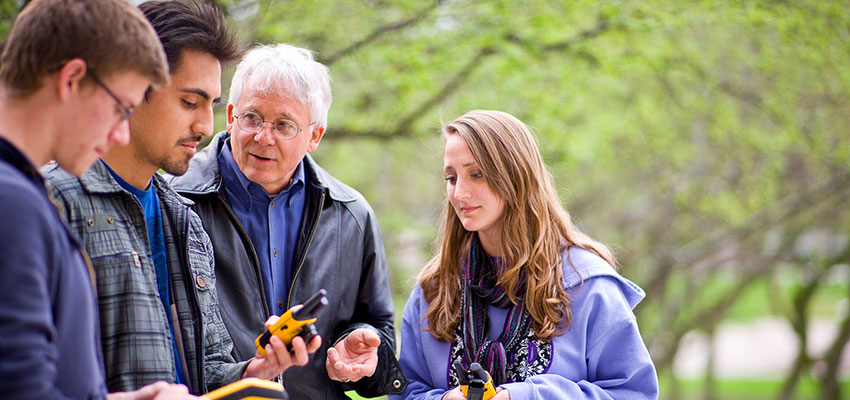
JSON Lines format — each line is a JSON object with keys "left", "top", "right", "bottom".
{"left": 228, "top": 43, "right": 332, "bottom": 129}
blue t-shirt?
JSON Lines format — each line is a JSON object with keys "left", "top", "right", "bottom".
{"left": 103, "top": 161, "right": 186, "bottom": 385}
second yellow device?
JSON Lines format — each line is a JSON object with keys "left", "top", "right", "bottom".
{"left": 454, "top": 360, "right": 496, "bottom": 400}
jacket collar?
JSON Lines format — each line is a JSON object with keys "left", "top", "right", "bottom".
{"left": 0, "top": 136, "right": 43, "bottom": 186}
{"left": 171, "top": 131, "right": 358, "bottom": 203}
{"left": 79, "top": 160, "right": 194, "bottom": 207}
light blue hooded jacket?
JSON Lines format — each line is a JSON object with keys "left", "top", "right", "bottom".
{"left": 392, "top": 247, "right": 659, "bottom": 399}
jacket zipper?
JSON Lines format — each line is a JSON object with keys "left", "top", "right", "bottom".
{"left": 286, "top": 190, "right": 325, "bottom": 309}
{"left": 217, "top": 192, "right": 270, "bottom": 316}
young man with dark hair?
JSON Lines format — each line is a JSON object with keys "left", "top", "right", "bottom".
{"left": 0, "top": 0, "right": 193, "bottom": 398}
{"left": 44, "top": 0, "right": 317, "bottom": 395}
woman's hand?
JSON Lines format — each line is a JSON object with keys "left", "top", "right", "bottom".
{"left": 441, "top": 386, "right": 465, "bottom": 400}
{"left": 490, "top": 387, "right": 511, "bottom": 400}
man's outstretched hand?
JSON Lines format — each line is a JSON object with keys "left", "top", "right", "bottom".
{"left": 325, "top": 328, "right": 380, "bottom": 383}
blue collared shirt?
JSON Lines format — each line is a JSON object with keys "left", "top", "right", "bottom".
{"left": 218, "top": 143, "right": 306, "bottom": 315}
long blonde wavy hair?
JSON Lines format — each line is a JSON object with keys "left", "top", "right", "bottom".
{"left": 418, "top": 110, "right": 616, "bottom": 342}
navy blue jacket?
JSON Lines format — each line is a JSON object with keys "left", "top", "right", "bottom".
{"left": 0, "top": 137, "right": 107, "bottom": 399}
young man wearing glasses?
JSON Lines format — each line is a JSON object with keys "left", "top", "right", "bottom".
{"left": 0, "top": 0, "right": 190, "bottom": 398}
{"left": 169, "top": 43, "right": 407, "bottom": 399}
{"left": 43, "top": 1, "right": 317, "bottom": 396}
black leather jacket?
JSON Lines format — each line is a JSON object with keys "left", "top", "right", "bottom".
{"left": 168, "top": 132, "right": 407, "bottom": 399}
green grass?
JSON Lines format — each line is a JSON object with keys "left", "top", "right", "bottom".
{"left": 663, "top": 377, "right": 850, "bottom": 399}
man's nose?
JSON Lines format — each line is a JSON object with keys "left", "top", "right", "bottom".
{"left": 194, "top": 106, "right": 215, "bottom": 138}
{"left": 253, "top": 123, "right": 277, "bottom": 145}
{"left": 108, "top": 119, "right": 131, "bottom": 147}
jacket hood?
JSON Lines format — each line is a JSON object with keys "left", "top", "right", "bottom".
{"left": 561, "top": 246, "right": 645, "bottom": 308}
{"left": 168, "top": 131, "right": 358, "bottom": 203}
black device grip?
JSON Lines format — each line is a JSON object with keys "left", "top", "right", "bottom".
{"left": 291, "top": 289, "right": 329, "bottom": 320}
{"left": 469, "top": 363, "right": 489, "bottom": 383}
{"left": 453, "top": 360, "right": 470, "bottom": 385}
{"left": 467, "top": 386, "right": 486, "bottom": 400}
{"left": 298, "top": 323, "right": 319, "bottom": 345}
{"left": 257, "top": 330, "right": 274, "bottom": 349}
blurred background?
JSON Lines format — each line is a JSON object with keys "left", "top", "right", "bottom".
{"left": 4, "top": 0, "right": 849, "bottom": 399}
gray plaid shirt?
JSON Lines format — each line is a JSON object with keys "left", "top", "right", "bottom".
{"left": 43, "top": 161, "right": 247, "bottom": 394}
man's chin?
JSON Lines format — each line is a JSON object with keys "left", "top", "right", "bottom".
{"left": 59, "top": 156, "right": 98, "bottom": 177}
{"left": 160, "top": 158, "right": 191, "bottom": 176}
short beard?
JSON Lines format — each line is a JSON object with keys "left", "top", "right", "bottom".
{"left": 158, "top": 136, "right": 202, "bottom": 176}
{"left": 158, "top": 154, "right": 192, "bottom": 176}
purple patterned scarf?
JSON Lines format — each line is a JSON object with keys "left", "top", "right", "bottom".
{"left": 455, "top": 237, "right": 533, "bottom": 385}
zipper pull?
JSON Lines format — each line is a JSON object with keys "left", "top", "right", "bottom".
{"left": 132, "top": 251, "right": 141, "bottom": 268}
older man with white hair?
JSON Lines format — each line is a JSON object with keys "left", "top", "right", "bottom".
{"left": 169, "top": 43, "right": 406, "bottom": 399}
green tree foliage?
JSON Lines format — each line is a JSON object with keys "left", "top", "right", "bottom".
{"left": 4, "top": 1, "right": 848, "bottom": 398}
{"left": 237, "top": 1, "right": 850, "bottom": 397}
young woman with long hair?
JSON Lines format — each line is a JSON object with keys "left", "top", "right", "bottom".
{"left": 391, "top": 110, "right": 658, "bottom": 399}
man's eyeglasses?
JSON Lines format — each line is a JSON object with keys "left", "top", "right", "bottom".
{"left": 88, "top": 71, "right": 135, "bottom": 122}
{"left": 234, "top": 111, "right": 312, "bottom": 141}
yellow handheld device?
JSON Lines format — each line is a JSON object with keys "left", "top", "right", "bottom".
{"left": 202, "top": 377, "right": 288, "bottom": 400}
{"left": 255, "top": 289, "right": 328, "bottom": 356}
{"left": 454, "top": 360, "right": 496, "bottom": 400}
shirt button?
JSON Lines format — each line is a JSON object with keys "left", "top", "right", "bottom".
{"left": 273, "top": 249, "right": 278, "bottom": 257}
{"left": 277, "top": 300, "right": 284, "bottom": 309}
{"left": 195, "top": 275, "right": 207, "bottom": 288}
{"left": 270, "top": 201, "right": 275, "bottom": 208}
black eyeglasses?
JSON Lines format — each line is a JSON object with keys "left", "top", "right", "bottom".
{"left": 234, "top": 111, "right": 313, "bottom": 141}
{"left": 88, "top": 71, "right": 135, "bottom": 122}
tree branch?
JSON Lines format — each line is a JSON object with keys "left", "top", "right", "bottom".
{"left": 327, "top": 126, "right": 398, "bottom": 141}
{"left": 505, "top": 19, "right": 612, "bottom": 54}
{"left": 371, "top": 18, "right": 617, "bottom": 140}
{"left": 321, "top": 15, "right": 620, "bottom": 142}
{"left": 392, "top": 46, "right": 496, "bottom": 136}
{"left": 818, "top": 242, "right": 850, "bottom": 400}
{"left": 778, "top": 260, "right": 831, "bottom": 400}
{"left": 322, "top": 2, "right": 440, "bottom": 66}
{"left": 671, "top": 173, "right": 850, "bottom": 269}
